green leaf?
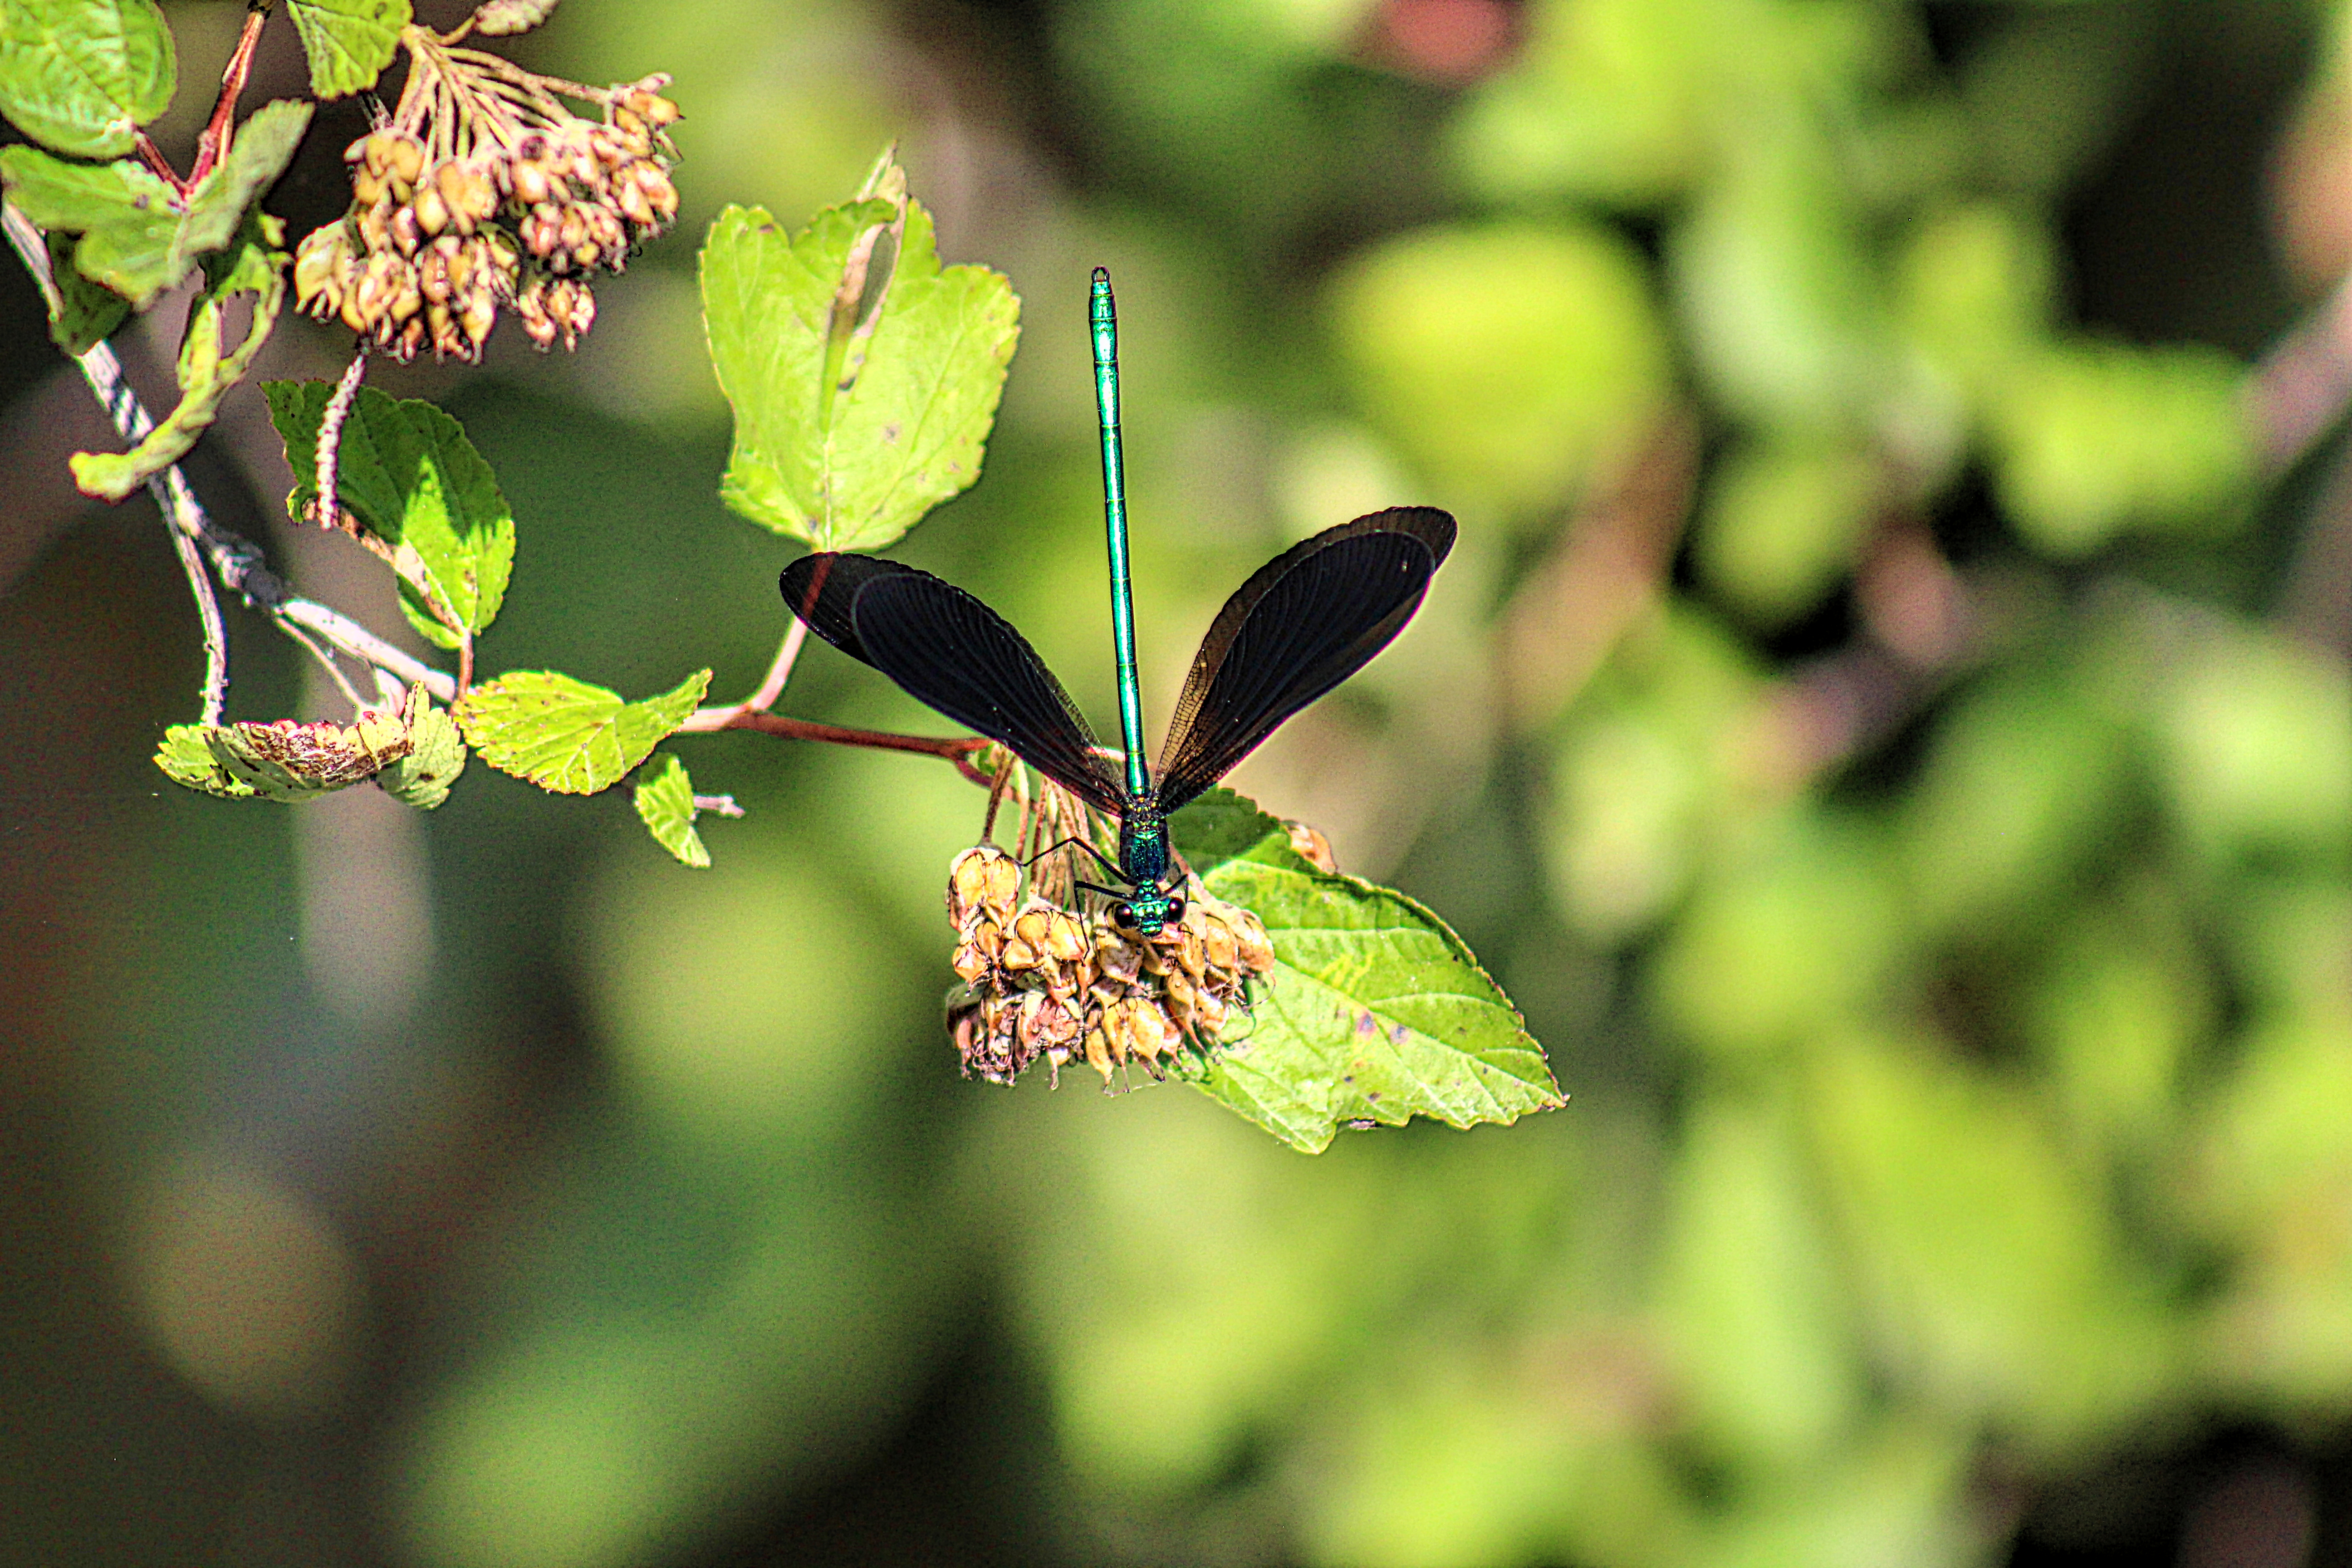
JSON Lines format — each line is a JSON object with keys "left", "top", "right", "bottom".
{"left": 375, "top": 685, "right": 466, "bottom": 809}
{"left": 265, "top": 379, "right": 514, "bottom": 646}
{"left": 0, "top": 0, "right": 175, "bottom": 159}
{"left": 175, "top": 98, "right": 310, "bottom": 258}
{"left": 1660, "top": 1092, "right": 1863, "bottom": 1468}
{"left": 632, "top": 751, "right": 710, "bottom": 867}
{"left": 1671, "top": 142, "right": 1903, "bottom": 432}
{"left": 471, "top": 0, "right": 560, "bottom": 37}
{"left": 701, "top": 157, "right": 1021, "bottom": 550}
{"left": 1807, "top": 1028, "right": 2180, "bottom": 1446}
{"left": 1, "top": 144, "right": 182, "bottom": 304}
{"left": 69, "top": 210, "right": 285, "bottom": 500}
{"left": 454, "top": 669, "right": 711, "bottom": 795}
{"left": 1170, "top": 789, "right": 1561, "bottom": 1153}
{"left": 286, "top": 0, "right": 408, "bottom": 99}
{"left": 154, "top": 723, "right": 254, "bottom": 798}
{"left": 2, "top": 100, "right": 307, "bottom": 314}
{"left": 43, "top": 227, "right": 127, "bottom": 353}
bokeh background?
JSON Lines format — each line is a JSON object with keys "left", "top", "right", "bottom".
{"left": 5, "top": 0, "right": 2351, "bottom": 1563}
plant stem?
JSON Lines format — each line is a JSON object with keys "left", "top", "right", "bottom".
{"left": 1, "top": 204, "right": 459, "bottom": 706}
{"left": 132, "top": 130, "right": 185, "bottom": 194}
{"left": 717, "top": 710, "right": 994, "bottom": 784}
{"left": 682, "top": 614, "right": 810, "bottom": 730}
{"left": 190, "top": 2, "right": 274, "bottom": 185}
{"left": 7, "top": 206, "right": 229, "bottom": 719}
{"left": 312, "top": 349, "right": 368, "bottom": 529}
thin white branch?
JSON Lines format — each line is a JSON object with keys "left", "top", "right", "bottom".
{"left": 313, "top": 349, "right": 368, "bottom": 528}
{"left": 2, "top": 202, "right": 458, "bottom": 709}
{"left": 680, "top": 612, "right": 809, "bottom": 731}
{"left": 6, "top": 205, "right": 234, "bottom": 722}
{"left": 278, "top": 600, "right": 457, "bottom": 701}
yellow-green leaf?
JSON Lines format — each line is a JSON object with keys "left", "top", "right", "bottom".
{"left": 0, "top": 0, "right": 175, "bottom": 159}
{"left": 455, "top": 669, "right": 711, "bottom": 795}
{"left": 286, "top": 0, "right": 407, "bottom": 99}
{"left": 632, "top": 751, "right": 710, "bottom": 867}
{"left": 701, "top": 152, "right": 1020, "bottom": 550}
{"left": 1171, "top": 789, "right": 1561, "bottom": 1153}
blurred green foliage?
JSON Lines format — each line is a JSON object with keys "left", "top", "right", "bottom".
{"left": 9, "top": 0, "right": 2352, "bottom": 1563}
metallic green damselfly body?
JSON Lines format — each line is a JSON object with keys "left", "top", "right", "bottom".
{"left": 1087, "top": 269, "right": 1180, "bottom": 931}
{"left": 1092, "top": 269, "right": 1151, "bottom": 805}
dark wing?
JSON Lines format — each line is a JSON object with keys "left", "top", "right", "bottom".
{"left": 1154, "top": 506, "right": 1455, "bottom": 815}
{"left": 780, "top": 553, "right": 918, "bottom": 663}
{"left": 780, "top": 552, "right": 1126, "bottom": 813}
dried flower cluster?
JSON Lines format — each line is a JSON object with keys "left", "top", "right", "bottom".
{"left": 292, "top": 32, "right": 679, "bottom": 362}
{"left": 941, "top": 845, "right": 1275, "bottom": 1088}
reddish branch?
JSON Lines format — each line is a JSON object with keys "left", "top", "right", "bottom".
{"left": 191, "top": 4, "right": 272, "bottom": 185}
{"left": 717, "top": 710, "right": 994, "bottom": 784}
{"left": 123, "top": 1, "right": 272, "bottom": 196}
{"left": 133, "top": 130, "right": 185, "bottom": 194}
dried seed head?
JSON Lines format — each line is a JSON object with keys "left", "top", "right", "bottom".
{"left": 304, "top": 51, "right": 680, "bottom": 361}
{"left": 935, "top": 843, "right": 1274, "bottom": 1089}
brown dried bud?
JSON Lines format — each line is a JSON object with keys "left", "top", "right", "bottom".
{"left": 385, "top": 267, "right": 421, "bottom": 326}
{"left": 1025, "top": 991, "right": 1086, "bottom": 1059}
{"left": 1002, "top": 900, "right": 1088, "bottom": 985}
{"left": 947, "top": 846, "right": 1021, "bottom": 930}
{"left": 460, "top": 290, "right": 497, "bottom": 349}
{"left": 620, "top": 78, "right": 681, "bottom": 127}
{"left": 293, "top": 228, "right": 346, "bottom": 309}
{"left": 389, "top": 313, "right": 426, "bottom": 361}
{"left": 386, "top": 133, "right": 425, "bottom": 189}
{"left": 615, "top": 176, "right": 654, "bottom": 228}
{"left": 1193, "top": 908, "right": 1238, "bottom": 972}
{"left": 482, "top": 228, "right": 520, "bottom": 277}
{"left": 356, "top": 198, "right": 392, "bottom": 254}
{"left": 389, "top": 202, "right": 424, "bottom": 257}
{"left": 1107, "top": 995, "right": 1182, "bottom": 1067}
{"left": 439, "top": 161, "right": 497, "bottom": 226}
{"left": 1092, "top": 926, "right": 1146, "bottom": 987}
{"left": 949, "top": 986, "right": 1036, "bottom": 1084}
{"left": 1227, "top": 907, "right": 1275, "bottom": 973}
{"left": 635, "top": 164, "right": 679, "bottom": 223}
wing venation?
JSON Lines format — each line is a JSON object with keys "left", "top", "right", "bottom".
{"left": 783, "top": 554, "right": 1125, "bottom": 812}
{"left": 1154, "top": 507, "right": 1455, "bottom": 814}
